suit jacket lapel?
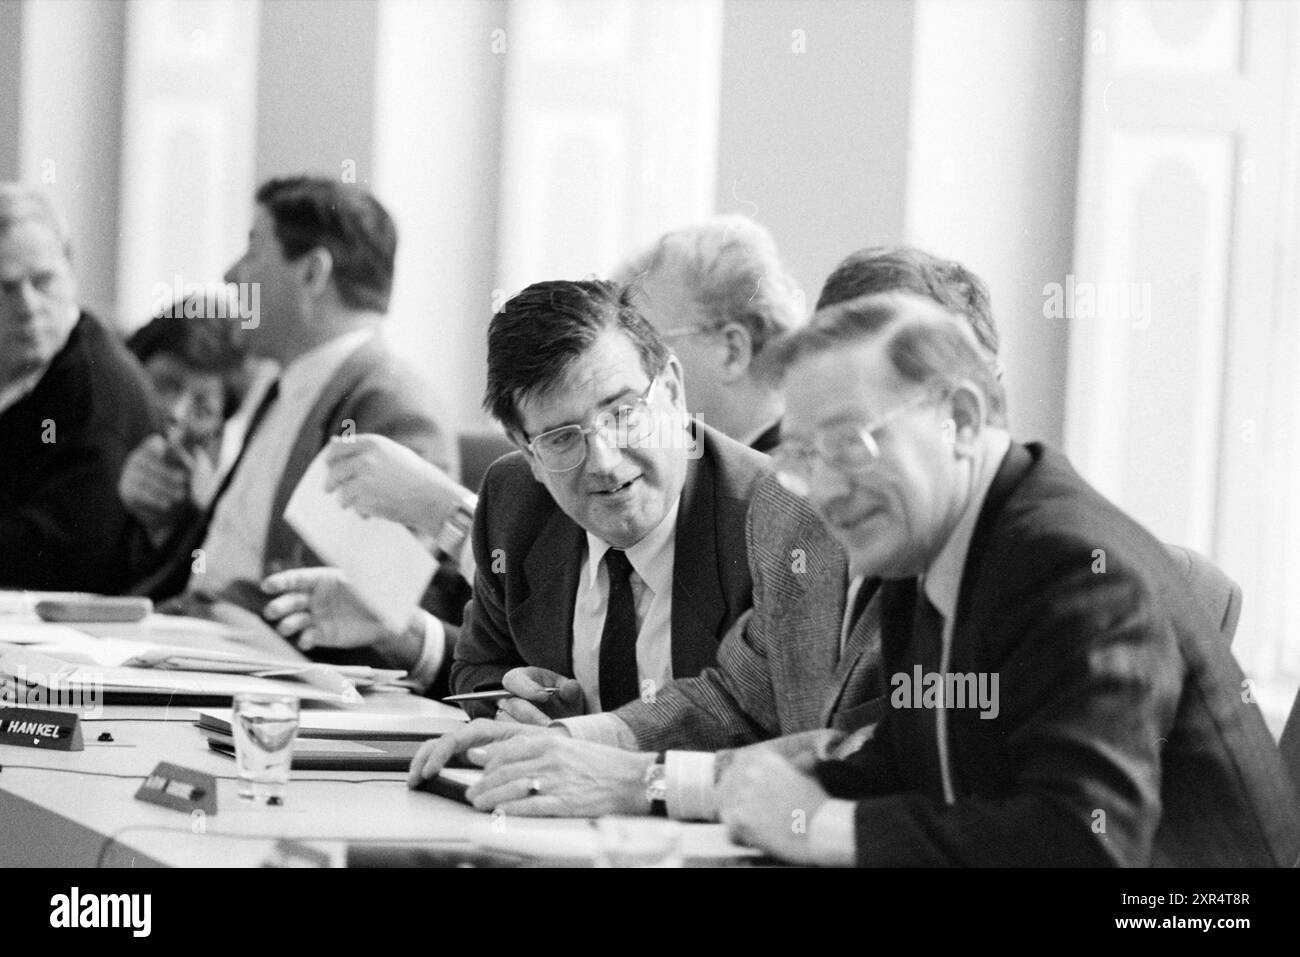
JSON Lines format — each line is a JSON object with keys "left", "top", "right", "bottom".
{"left": 952, "top": 441, "right": 1034, "bottom": 661}
{"left": 819, "top": 577, "right": 882, "bottom": 726}
{"left": 511, "top": 507, "right": 585, "bottom": 676}
{"left": 262, "top": 342, "right": 376, "bottom": 573}
{"left": 757, "top": 546, "right": 846, "bottom": 730}
{"left": 669, "top": 452, "right": 721, "bottom": 678}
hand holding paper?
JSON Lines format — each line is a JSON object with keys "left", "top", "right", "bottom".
{"left": 323, "top": 434, "right": 473, "bottom": 538}
{"left": 283, "top": 446, "right": 435, "bottom": 633}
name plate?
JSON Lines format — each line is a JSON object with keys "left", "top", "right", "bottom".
{"left": 0, "top": 706, "right": 83, "bottom": 751}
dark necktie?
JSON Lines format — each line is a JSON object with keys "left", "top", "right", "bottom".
{"left": 912, "top": 582, "right": 949, "bottom": 800}
{"left": 598, "top": 549, "right": 640, "bottom": 710}
{"left": 845, "top": 576, "right": 878, "bottom": 639}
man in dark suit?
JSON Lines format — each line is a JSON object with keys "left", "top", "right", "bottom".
{"left": 407, "top": 249, "right": 1008, "bottom": 819}
{"left": 714, "top": 292, "right": 1300, "bottom": 867}
{"left": 0, "top": 184, "right": 157, "bottom": 592}
{"left": 407, "top": 249, "right": 1014, "bottom": 818}
{"left": 126, "top": 177, "right": 456, "bottom": 689}
{"left": 446, "top": 279, "right": 769, "bottom": 731}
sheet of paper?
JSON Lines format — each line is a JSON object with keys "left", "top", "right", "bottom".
{"left": 0, "top": 649, "right": 353, "bottom": 705}
{"left": 284, "top": 447, "right": 436, "bottom": 632}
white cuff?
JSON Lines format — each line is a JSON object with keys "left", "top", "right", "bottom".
{"left": 555, "top": 713, "right": 638, "bottom": 749}
{"left": 407, "top": 611, "right": 447, "bottom": 692}
{"left": 664, "top": 751, "right": 718, "bottom": 822}
{"left": 809, "top": 800, "right": 857, "bottom": 866}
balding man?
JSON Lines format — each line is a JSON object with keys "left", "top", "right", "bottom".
{"left": 0, "top": 184, "right": 157, "bottom": 591}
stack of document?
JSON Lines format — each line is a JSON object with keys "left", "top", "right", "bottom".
{"left": 194, "top": 707, "right": 465, "bottom": 740}
{"left": 0, "top": 647, "right": 359, "bottom": 706}
{"left": 0, "top": 626, "right": 406, "bottom": 704}
{"left": 194, "top": 707, "right": 468, "bottom": 773}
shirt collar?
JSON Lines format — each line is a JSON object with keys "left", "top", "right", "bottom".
{"left": 278, "top": 327, "right": 375, "bottom": 401}
{"left": 585, "top": 494, "right": 681, "bottom": 596}
{"left": 923, "top": 429, "right": 1012, "bottom": 621}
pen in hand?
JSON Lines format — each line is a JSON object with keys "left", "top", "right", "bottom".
{"left": 442, "top": 687, "right": 559, "bottom": 703}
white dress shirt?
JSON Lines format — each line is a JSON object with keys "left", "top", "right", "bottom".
{"left": 197, "top": 329, "right": 374, "bottom": 593}
{"left": 560, "top": 562, "right": 880, "bottom": 820}
{"left": 572, "top": 497, "right": 680, "bottom": 713}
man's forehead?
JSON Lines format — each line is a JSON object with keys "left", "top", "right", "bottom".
{"left": 0, "top": 219, "right": 67, "bottom": 265}
{"left": 516, "top": 330, "right": 646, "bottom": 433}
{"left": 783, "top": 339, "right": 906, "bottom": 427}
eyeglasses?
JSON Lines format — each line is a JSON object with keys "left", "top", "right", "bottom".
{"left": 526, "top": 377, "right": 660, "bottom": 473}
{"left": 772, "top": 391, "right": 940, "bottom": 497}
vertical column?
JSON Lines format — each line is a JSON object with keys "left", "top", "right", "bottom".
{"left": 17, "top": 0, "right": 128, "bottom": 324}
{"left": 906, "top": 0, "right": 1085, "bottom": 451}
{"left": 115, "top": 0, "right": 261, "bottom": 331}
{"left": 372, "top": 0, "right": 509, "bottom": 435}
{"left": 254, "top": 0, "right": 379, "bottom": 185}
{"left": 494, "top": 0, "right": 724, "bottom": 296}
{"left": 0, "top": 1, "right": 23, "bottom": 180}
{"left": 714, "top": 0, "right": 916, "bottom": 308}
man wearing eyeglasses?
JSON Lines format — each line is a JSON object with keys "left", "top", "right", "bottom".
{"left": 409, "top": 249, "right": 1006, "bottom": 818}
{"left": 445, "top": 278, "right": 771, "bottom": 749}
{"left": 709, "top": 292, "right": 1300, "bottom": 866}
{"left": 611, "top": 216, "right": 802, "bottom": 454}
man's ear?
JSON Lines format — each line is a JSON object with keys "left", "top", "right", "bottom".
{"left": 718, "top": 323, "right": 754, "bottom": 383}
{"left": 298, "top": 247, "right": 334, "bottom": 299}
{"left": 946, "top": 382, "right": 986, "bottom": 457}
{"left": 662, "top": 354, "right": 689, "bottom": 412}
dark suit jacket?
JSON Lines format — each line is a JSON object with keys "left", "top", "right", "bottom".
{"left": 130, "top": 334, "right": 453, "bottom": 600}
{"left": 0, "top": 312, "right": 158, "bottom": 591}
{"left": 450, "top": 423, "right": 771, "bottom": 718}
{"left": 614, "top": 473, "right": 886, "bottom": 751}
{"left": 816, "top": 442, "right": 1300, "bottom": 867}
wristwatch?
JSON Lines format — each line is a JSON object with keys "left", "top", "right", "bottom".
{"left": 643, "top": 751, "right": 668, "bottom": 817}
{"left": 434, "top": 499, "right": 476, "bottom": 563}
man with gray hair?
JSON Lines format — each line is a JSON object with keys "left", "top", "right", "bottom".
{"left": 714, "top": 292, "right": 1300, "bottom": 866}
{"left": 0, "top": 184, "right": 157, "bottom": 591}
{"left": 612, "top": 216, "right": 801, "bottom": 453}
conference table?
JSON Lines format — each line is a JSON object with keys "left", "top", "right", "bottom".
{"left": 0, "top": 598, "right": 754, "bottom": 868}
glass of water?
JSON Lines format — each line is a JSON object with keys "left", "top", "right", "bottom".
{"left": 231, "top": 693, "right": 300, "bottom": 805}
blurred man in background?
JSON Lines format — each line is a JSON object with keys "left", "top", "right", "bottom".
{"left": 0, "top": 183, "right": 157, "bottom": 592}
{"left": 128, "top": 176, "right": 458, "bottom": 688}
{"left": 613, "top": 216, "right": 802, "bottom": 453}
